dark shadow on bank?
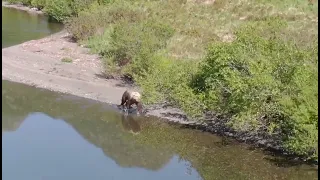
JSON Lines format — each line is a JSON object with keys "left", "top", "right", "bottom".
{"left": 94, "top": 72, "right": 135, "bottom": 88}
{"left": 260, "top": 148, "right": 318, "bottom": 168}
{"left": 174, "top": 112, "right": 318, "bottom": 168}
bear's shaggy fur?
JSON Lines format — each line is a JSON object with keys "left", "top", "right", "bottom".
{"left": 119, "top": 90, "right": 143, "bottom": 114}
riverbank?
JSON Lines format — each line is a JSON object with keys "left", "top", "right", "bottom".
{"left": 2, "top": 24, "right": 317, "bottom": 167}
{"left": 2, "top": 1, "right": 189, "bottom": 122}
{"left": 2, "top": 30, "right": 190, "bottom": 123}
{"left": 2, "top": 2, "right": 318, "bottom": 165}
{"left": 2, "top": 1, "right": 43, "bottom": 14}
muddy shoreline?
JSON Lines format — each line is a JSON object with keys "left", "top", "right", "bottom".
{"left": 2, "top": 3, "right": 317, "bottom": 165}
{"left": 2, "top": 1, "right": 44, "bottom": 14}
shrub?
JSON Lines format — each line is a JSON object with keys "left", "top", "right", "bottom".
{"left": 191, "top": 17, "right": 318, "bottom": 158}
{"left": 278, "top": 48, "right": 318, "bottom": 158}
{"left": 102, "top": 19, "right": 175, "bottom": 77}
{"left": 44, "top": 0, "right": 73, "bottom": 22}
{"left": 69, "top": 0, "right": 97, "bottom": 15}
{"left": 65, "top": 3, "right": 109, "bottom": 40}
{"left": 30, "top": 0, "right": 47, "bottom": 9}
{"left": 135, "top": 56, "right": 205, "bottom": 117}
{"left": 66, "top": 1, "right": 145, "bottom": 41}
{"left": 7, "top": 0, "right": 32, "bottom": 5}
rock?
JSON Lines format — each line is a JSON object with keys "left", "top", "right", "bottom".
{"left": 258, "top": 139, "right": 267, "bottom": 145}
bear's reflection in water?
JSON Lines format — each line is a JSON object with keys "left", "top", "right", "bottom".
{"left": 121, "top": 115, "right": 141, "bottom": 135}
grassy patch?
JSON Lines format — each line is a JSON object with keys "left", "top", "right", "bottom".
{"left": 61, "top": 57, "right": 73, "bottom": 63}
{"left": 61, "top": 47, "right": 71, "bottom": 52}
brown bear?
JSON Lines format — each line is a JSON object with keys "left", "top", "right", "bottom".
{"left": 119, "top": 90, "right": 143, "bottom": 114}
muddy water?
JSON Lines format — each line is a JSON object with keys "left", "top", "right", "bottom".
{"left": 1, "top": 6, "right": 318, "bottom": 180}
{"left": 2, "top": 7, "right": 63, "bottom": 48}
{"left": 2, "top": 80, "right": 318, "bottom": 180}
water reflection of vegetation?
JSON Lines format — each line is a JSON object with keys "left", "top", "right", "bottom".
{"left": 2, "top": 81, "right": 171, "bottom": 171}
{"left": 2, "top": 80, "right": 318, "bottom": 180}
{"left": 2, "top": 7, "right": 63, "bottom": 48}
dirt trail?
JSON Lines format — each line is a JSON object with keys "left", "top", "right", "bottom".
{"left": 2, "top": 30, "right": 190, "bottom": 123}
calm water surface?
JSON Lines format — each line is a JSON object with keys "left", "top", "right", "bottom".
{"left": 2, "top": 7, "right": 63, "bottom": 48}
{"left": 2, "top": 7, "right": 318, "bottom": 180}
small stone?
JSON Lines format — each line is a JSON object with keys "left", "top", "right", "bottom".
{"left": 266, "top": 143, "right": 271, "bottom": 147}
{"left": 258, "top": 139, "right": 267, "bottom": 145}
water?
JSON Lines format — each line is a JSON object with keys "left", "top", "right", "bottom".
{"left": 2, "top": 7, "right": 318, "bottom": 180}
{"left": 2, "top": 7, "right": 63, "bottom": 48}
{"left": 2, "top": 81, "right": 318, "bottom": 180}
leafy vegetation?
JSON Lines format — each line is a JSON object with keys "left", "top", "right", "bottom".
{"left": 61, "top": 57, "right": 73, "bottom": 63}
{"left": 5, "top": 0, "right": 318, "bottom": 160}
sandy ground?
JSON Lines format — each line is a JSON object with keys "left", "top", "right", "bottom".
{"left": 2, "top": 30, "right": 191, "bottom": 123}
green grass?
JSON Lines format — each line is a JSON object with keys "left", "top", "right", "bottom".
{"left": 61, "top": 57, "right": 73, "bottom": 63}
{"left": 7, "top": 0, "right": 319, "bottom": 160}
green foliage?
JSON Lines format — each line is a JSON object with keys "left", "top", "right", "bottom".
{"left": 7, "top": 0, "right": 32, "bottom": 5}
{"left": 278, "top": 53, "right": 318, "bottom": 158}
{"left": 65, "top": 3, "right": 108, "bottom": 40}
{"left": 69, "top": 0, "right": 97, "bottom": 15}
{"left": 107, "top": 19, "right": 175, "bottom": 77}
{"left": 30, "top": 0, "right": 47, "bottom": 9}
{"left": 65, "top": 1, "right": 145, "bottom": 40}
{"left": 135, "top": 57, "right": 205, "bottom": 117}
{"left": 21, "top": 0, "right": 32, "bottom": 5}
{"left": 61, "top": 57, "right": 73, "bottom": 63}
{"left": 43, "top": 0, "right": 73, "bottom": 22}
{"left": 192, "top": 17, "right": 318, "bottom": 158}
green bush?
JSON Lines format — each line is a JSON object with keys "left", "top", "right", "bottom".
{"left": 69, "top": 0, "right": 97, "bottom": 15}
{"left": 107, "top": 19, "right": 175, "bottom": 77}
{"left": 135, "top": 57, "right": 205, "bottom": 117}
{"left": 30, "top": 0, "right": 46, "bottom": 9}
{"left": 43, "top": 0, "right": 73, "bottom": 22}
{"left": 7, "top": 0, "right": 32, "bottom": 5}
{"left": 278, "top": 49, "right": 318, "bottom": 158}
{"left": 66, "top": 1, "right": 145, "bottom": 41}
{"left": 65, "top": 3, "right": 109, "bottom": 40}
{"left": 191, "top": 17, "right": 318, "bottom": 158}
